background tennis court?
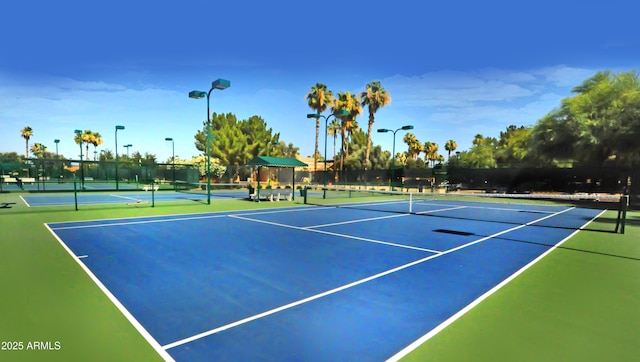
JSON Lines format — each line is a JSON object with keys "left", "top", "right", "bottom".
{"left": 45, "top": 196, "right": 610, "bottom": 361}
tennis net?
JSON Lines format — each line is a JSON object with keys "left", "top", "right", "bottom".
{"left": 304, "top": 185, "right": 627, "bottom": 232}
{"left": 174, "top": 181, "right": 251, "bottom": 199}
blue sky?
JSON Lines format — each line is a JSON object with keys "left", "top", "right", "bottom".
{"left": 1, "top": 0, "right": 639, "bottom": 163}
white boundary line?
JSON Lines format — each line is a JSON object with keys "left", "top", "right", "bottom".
{"left": 19, "top": 194, "right": 31, "bottom": 207}
{"left": 44, "top": 224, "right": 175, "bottom": 362}
{"left": 49, "top": 214, "right": 228, "bottom": 230}
{"left": 45, "top": 205, "right": 313, "bottom": 227}
{"left": 162, "top": 206, "right": 576, "bottom": 351}
{"left": 109, "top": 194, "right": 140, "bottom": 201}
{"left": 386, "top": 207, "right": 605, "bottom": 362}
{"left": 229, "top": 214, "right": 441, "bottom": 253}
{"left": 48, "top": 205, "right": 334, "bottom": 231}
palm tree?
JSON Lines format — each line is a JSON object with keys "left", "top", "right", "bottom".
{"left": 445, "top": 139, "right": 457, "bottom": 161}
{"left": 332, "top": 91, "right": 362, "bottom": 174}
{"left": 396, "top": 152, "right": 407, "bottom": 166}
{"left": 90, "top": 132, "right": 104, "bottom": 160}
{"left": 74, "top": 130, "right": 94, "bottom": 160}
{"left": 20, "top": 126, "right": 33, "bottom": 158}
{"left": 327, "top": 118, "right": 341, "bottom": 177}
{"left": 424, "top": 141, "right": 439, "bottom": 167}
{"left": 360, "top": 81, "right": 391, "bottom": 170}
{"left": 306, "top": 83, "right": 333, "bottom": 173}
{"left": 403, "top": 132, "right": 422, "bottom": 159}
{"left": 30, "top": 143, "right": 47, "bottom": 158}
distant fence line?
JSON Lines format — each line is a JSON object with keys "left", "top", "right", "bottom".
{"left": 1, "top": 159, "right": 638, "bottom": 196}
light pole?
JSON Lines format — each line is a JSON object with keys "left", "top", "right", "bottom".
{"left": 115, "top": 125, "right": 125, "bottom": 190}
{"left": 377, "top": 125, "right": 413, "bottom": 191}
{"left": 124, "top": 144, "right": 133, "bottom": 158}
{"left": 74, "top": 129, "right": 84, "bottom": 189}
{"left": 306, "top": 110, "right": 349, "bottom": 198}
{"left": 165, "top": 137, "right": 175, "bottom": 190}
{"left": 189, "top": 78, "right": 231, "bottom": 205}
{"left": 54, "top": 139, "right": 60, "bottom": 182}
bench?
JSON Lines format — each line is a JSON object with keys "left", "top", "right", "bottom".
{"left": 250, "top": 188, "right": 293, "bottom": 202}
{"left": 142, "top": 184, "right": 159, "bottom": 191}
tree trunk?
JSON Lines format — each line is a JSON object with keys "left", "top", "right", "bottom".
{"left": 314, "top": 119, "right": 319, "bottom": 174}
{"left": 364, "top": 112, "right": 374, "bottom": 170}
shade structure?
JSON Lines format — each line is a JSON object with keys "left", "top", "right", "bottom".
{"left": 246, "top": 156, "right": 308, "bottom": 168}
{"left": 246, "top": 156, "right": 308, "bottom": 201}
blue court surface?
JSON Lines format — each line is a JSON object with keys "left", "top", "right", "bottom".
{"left": 22, "top": 191, "right": 213, "bottom": 207}
{"left": 46, "top": 201, "right": 604, "bottom": 361}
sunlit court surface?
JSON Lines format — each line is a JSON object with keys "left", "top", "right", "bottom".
{"left": 45, "top": 195, "right": 609, "bottom": 361}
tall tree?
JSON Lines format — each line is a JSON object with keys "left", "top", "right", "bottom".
{"left": 30, "top": 143, "right": 47, "bottom": 158}
{"left": 444, "top": 139, "right": 457, "bottom": 161}
{"left": 194, "top": 112, "right": 288, "bottom": 166}
{"left": 306, "top": 83, "right": 333, "bottom": 173}
{"left": 360, "top": 81, "right": 391, "bottom": 170}
{"left": 327, "top": 118, "right": 341, "bottom": 176}
{"left": 495, "top": 125, "right": 531, "bottom": 165}
{"left": 423, "top": 141, "right": 439, "bottom": 167}
{"left": 531, "top": 70, "right": 640, "bottom": 166}
{"left": 20, "top": 126, "right": 33, "bottom": 158}
{"left": 332, "top": 92, "right": 362, "bottom": 174}
{"left": 464, "top": 134, "right": 498, "bottom": 168}
{"left": 90, "top": 132, "right": 104, "bottom": 160}
{"left": 402, "top": 132, "right": 422, "bottom": 159}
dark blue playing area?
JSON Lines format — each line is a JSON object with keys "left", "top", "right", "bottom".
{"left": 22, "top": 191, "right": 210, "bottom": 207}
{"left": 46, "top": 201, "right": 605, "bottom": 361}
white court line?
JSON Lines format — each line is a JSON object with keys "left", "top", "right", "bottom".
{"left": 77, "top": 255, "right": 88, "bottom": 259}
{"left": 49, "top": 214, "right": 228, "bottom": 230}
{"left": 414, "top": 205, "right": 468, "bottom": 215}
{"left": 305, "top": 213, "right": 407, "bottom": 229}
{"left": 229, "top": 214, "right": 441, "bottom": 254}
{"left": 109, "top": 194, "right": 140, "bottom": 201}
{"left": 387, "top": 206, "right": 602, "bottom": 361}
{"left": 49, "top": 205, "right": 332, "bottom": 231}
{"left": 19, "top": 194, "right": 31, "bottom": 207}
{"left": 44, "top": 224, "right": 175, "bottom": 362}
{"left": 305, "top": 206, "right": 467, "bottom": 229}
{"left": 46, "top": 205, "right": 317, "bottom": 228}
{"left": 414, "top": 200, "right": 558, "bottom": 213}
{"left": 163, "top": 206, "right": 576, "bottom": 351}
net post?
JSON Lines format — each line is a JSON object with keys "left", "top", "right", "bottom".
{"left": 620, "top": 195, "right": 629, "bottom": 234}
{"left": 73, "top": 180, "right": 78, "bottom": 211}
{"left": 409, "top": 192, "right": 413, "bottom": 213}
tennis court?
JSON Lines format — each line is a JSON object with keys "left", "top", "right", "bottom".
{"left": 45, "top": 194, "right": 610, "bottom": 361}
{"left": 21, "top": 184, "right": 254, "bottom": 207}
